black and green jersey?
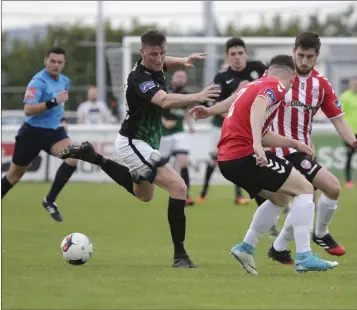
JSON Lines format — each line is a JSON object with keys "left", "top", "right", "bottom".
{"left": 162, "top": 86, "right": 188, "bottom": 136}
{"left": 212, "top": 61, "right": 267, "bottom": 128}
{"left": 119, "top": 59, "right": 167, "bottom": 149}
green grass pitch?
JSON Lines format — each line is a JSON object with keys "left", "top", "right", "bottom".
{"left": 2, "top": 183, "right": 356, "bottom": 309}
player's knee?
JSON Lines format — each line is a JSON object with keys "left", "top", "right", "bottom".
{"left": 137, "top": 195, "right": 153, "bottom": 203}
{"left": 170, "top": 179, "right": 187, "bottom": 199}
{"left": 64, "top": 158, "right": 78, "bottom": 167}
{"left": 325, "top": 179, "right": 341, "bottom": 200}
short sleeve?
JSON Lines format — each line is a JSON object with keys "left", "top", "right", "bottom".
{"left": 320, "top": 80, "right": 344, "bottom": 119}
{"left": 130, "top": 74, "right": 161, "bottom": 101}
{"left": 256, "top": 81, "right": 285, "bottom": 105}
{"left": 23, "top": 78, "right": 46, "bottom": 104}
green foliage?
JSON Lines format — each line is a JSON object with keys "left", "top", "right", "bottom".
{"left": 2, "top": 6, "right": 356, "bottom": 110}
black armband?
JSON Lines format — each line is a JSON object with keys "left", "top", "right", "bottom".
{"left": 45, "top": 98, "right": 57, "bottom": 109}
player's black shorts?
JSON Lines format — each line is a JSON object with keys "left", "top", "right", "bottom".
{"left": 284, "top": 152, "right": 322, "bottom": 183}
{"left": 12, "top": 122, "right": 69, "bottom": 166}
{"left": 218, "top": 151, "right": 293, "bottom": 198}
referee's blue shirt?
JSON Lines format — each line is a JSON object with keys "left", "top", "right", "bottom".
{"left": 24, "top": 69, "right": 71, "bottom": 129}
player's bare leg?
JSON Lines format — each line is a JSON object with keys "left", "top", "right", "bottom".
{"left": 311, "top": 167, "right": 345, "bottom": 256}
{"left": 1, "top": 163, "right": 28, "bottom": 198}
{"left": 176, "top": 153, "right": 194, "bottom": 206}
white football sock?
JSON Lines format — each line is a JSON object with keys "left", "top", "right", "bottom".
{"left": 244, "top": 200, "right": 282, "bottom": 248}
{"left": 315, "top": 193, "right": 338, "bottom": 238}
{"left": 289, "top": 194, "right": 315, "bottom": 254}
{"left": 273, "top": 215, "right": 294, "bottom": 251}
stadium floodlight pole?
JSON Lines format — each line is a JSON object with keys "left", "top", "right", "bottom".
{"left": 203, "top": 0, "right": 217, "bottom": 87}
{"left": 96, "top": 0, "right": 106, "bottom": 104}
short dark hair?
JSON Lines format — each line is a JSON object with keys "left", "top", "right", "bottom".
{"left": 141, "top": 30, "right": 166, "bottom": 47}
{"left": 225, "top": 37, "right": 246, "bottom": 54}
{"left": 269, "top": 55, "right": 295, "bottom": 71}
{"left": 294, "top": 32, "right": 321, "bottom": 53}
{"left": 46, "top": 46, "right": 66, "bottom": 57}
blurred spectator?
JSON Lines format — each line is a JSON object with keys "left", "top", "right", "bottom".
{"left": 77, "top": 86, "right": 113, "bottom": 124}
{"left": 340, "top": 76, "right": 357, "bottom": 188}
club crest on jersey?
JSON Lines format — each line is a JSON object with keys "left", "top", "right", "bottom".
{"left": 312, "top": 86, "right": 319, "bottom": 100}
{"left": 139, "top": 81, "right": 156, "bottom": 93}
{"left": 301, "top": 159, "right": 312, "bottom": 170}
{"left": 334, "top": 99, "right": 341, "bottom": 109}
{"left": 250, "top": 71, "right": 259, "bottom": 80}
{"left": 264, "top": 88, "right": 276, "bottom": 104}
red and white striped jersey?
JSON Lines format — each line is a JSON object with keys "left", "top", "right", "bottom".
{"left": 271, "top": 69, "right": 344, "bottom": 157}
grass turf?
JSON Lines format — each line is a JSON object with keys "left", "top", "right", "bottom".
{"left": 2, "top": 183, "right": 356, "bottom": 309}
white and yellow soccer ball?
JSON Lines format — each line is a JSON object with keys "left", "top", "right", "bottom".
{"left": 61, "top": 233, "right": 93, "bottom": 265}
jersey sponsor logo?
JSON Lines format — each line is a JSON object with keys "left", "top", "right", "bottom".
{"left": 139, "top": 80, "right": 156, "bottom": 93}
{"left": 226, "top": 78, "right": 234, "bottom": 84}
{"left": 334, "top": 99, "right": 341, "bottom": 109}
{"left": 285, "top": 100, "right": 317, "bottom": 112}
{"left": 264, "top": 88, "right": 276, "bottom": 104}
{"left": 250, "top": 71, "right": 259, "bottom": 80}
{"left": 24, "top": 87, "right": 36, "bottom": 100}
{"left": 300, "top": 159, "right": 312, "bottom": 170}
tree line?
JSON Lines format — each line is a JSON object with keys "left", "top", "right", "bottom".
{"left": 2, "top": 4, "right": 356, "bottom": 110}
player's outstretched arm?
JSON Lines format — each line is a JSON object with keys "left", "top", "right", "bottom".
{"left": 164, "top": 53, "right": 207, "bottom": 69}
{"left": 262, "top": 131, "right": 314, "bottom": 156}
{"left": 151, "top": 84, "right": 220, "bottom": 109}
{"left": 330, "top": 115, "right": 357, "bottom": 150}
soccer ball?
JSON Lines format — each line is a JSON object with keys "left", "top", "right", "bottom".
{"left": 61, "top": 233, "right": 93, "bottom": 265}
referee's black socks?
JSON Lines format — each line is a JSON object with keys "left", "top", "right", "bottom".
{"left": 94, "top": 154, "right": 135, "bottom": 196}
{"left": 1, "top": 176, "right": 14, "bottom": 199}
{"left": 47, "top": 162, "right": 76, "bottom": 202}
{"left": 168, "top": 197, "right": 187, "bottom": 258}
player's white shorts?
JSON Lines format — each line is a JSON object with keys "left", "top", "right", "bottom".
{"left": 159, "top": 132, "right": 190, "bottom": 158}
{"left": 209, "top": 126, "right": 222, "bottom": 159}
{"left": 115, "top": 133, "right": 166, "bottom": 183}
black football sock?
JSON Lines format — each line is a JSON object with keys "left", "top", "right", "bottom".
{"left": 201, "top": 163, "right": 215, "bottom": 197}
{"left": 96, "top": 155, "right": 135, "bottom": 196}
{"left": 255, "top": 195, "right": 267, "bottom": 207}
{"left": 2, "top": 175, "right": 14, "bottom": 199}
{"left": 47, "top": 162, "right": 76, "bottom": 202}
{"left": 345, "top": 148, "right": 353, "bottom": 182}
{"left": 180, "top": 167, "right": 190, "bottom": 196}
{"left": 235, "top": 185, "right": 242, "bottom": 197}
{"left": 168, "top": 197, "right": 187, "bottom": 258}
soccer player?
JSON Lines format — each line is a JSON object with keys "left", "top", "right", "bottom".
{"left": 199, "top": 37, "right": 267, "bottom": 206}
{"left": 190, "top": 54, "right": 339, "bottom": 273}
{"left": 58, "top": 30, "right": 220, "bottom": 268}
{"left": 159, "top": 70, "right": 196, "bottom": 206}
{"left": 266, "top": 32, "right": 357, "bottom": 261}
{"left": 1, "top": 47, "right": 77, "bottom": 222}
{"left": 339, "top": 76, "right": 357, "bottom": 188}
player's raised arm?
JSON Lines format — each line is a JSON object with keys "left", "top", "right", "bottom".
{"left": 164, "top": 53, "right": 207, "bottom": 69}
{"left": 151, "top": 84, "right": 220, "bottom": 109}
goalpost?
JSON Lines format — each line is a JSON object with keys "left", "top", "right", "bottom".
{"left": 116, "top": 36, "right": 357, "bottom": 115}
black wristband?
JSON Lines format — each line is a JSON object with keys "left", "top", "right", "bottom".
{"left": 45, "top": 98, "right": 57, "bottom": 109}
